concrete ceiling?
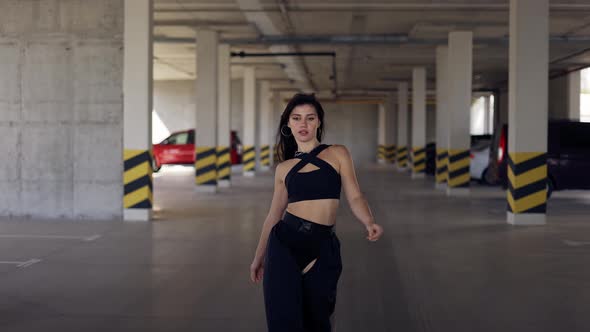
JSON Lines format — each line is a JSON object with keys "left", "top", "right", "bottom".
{"left": 153, "top": 0, "right": 590, "bottom": 96}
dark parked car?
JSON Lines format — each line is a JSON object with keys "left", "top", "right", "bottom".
{"left": 490, "top": 120, "right": 590, "bottom": 197}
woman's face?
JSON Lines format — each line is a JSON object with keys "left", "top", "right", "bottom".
{"left": 288, "top": 104, "right": 321, "bottom": 143}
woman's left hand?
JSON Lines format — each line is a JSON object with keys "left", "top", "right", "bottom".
{"left": 365, "top": 223, "right": 383, "bottom": 242}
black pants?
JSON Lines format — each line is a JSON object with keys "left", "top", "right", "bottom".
{"left": 263, "top": 212, "right": 342, "bottom": 332}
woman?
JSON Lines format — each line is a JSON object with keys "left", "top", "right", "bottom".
{"left": 250, "top": 93, "right": 384, "bottom": 332}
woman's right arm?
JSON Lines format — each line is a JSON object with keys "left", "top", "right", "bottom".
{"left": 250, "top": 163, "right": 288, "bottom": 282}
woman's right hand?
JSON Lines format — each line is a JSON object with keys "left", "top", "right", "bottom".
{"left": 250, "top": 257, "right": 264, "bottom": 283}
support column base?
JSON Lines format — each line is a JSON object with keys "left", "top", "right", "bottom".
{"left": 195, "top": 185, "right": 217, "bottom": 193}
{"left": 507, "top": 212, "right": 546, "bottom": 226}
{"left": 396, "top": 166, "right": 407, "bottom": 172}
{"left": 244, "top": 171, "right": 256, "bottom": 177}
{"left": 124, "top": 209, "right": 152, "bottom": 222}
{"left": 411, "top": 173, "right": 425, "bottom": 179}
{"left": 446, "top": 187, "right": 470, "bottom": 196}
{"left": 435, "top": 182, "right": 448, "bottom": 190}
{"left": 259, "top": 166, "right": 271, "bottom": 172}
{"left": 378, "top": 159, "right": 387, "bottom": 164}
{"left": 217, "top": 180, "right": 231, "bottom": 188}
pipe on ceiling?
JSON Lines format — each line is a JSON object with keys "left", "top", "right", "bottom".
{"left": 154, "top": 3, "right": 590, "bottom": 13}
{"left": 231, "top": 51, "right": 338, "bottom": 96}
{"left": 154, "top": 35, "right": 590, "bottom": 46}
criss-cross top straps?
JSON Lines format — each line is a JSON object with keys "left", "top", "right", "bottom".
{"left": 285, "top": 144, "right": 334, "bottom": 186}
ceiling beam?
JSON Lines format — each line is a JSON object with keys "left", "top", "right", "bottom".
{"left": 154, "top": 19, "right": 254, "bottom": 28}
{"left": 154, "top": 3, "right": 590, "bottom": 13}
{"left": 234, "top": 0, "right": 313, "bottom": 91}
{"left": 154, "top": 34, "right": 590, "bottom": 46}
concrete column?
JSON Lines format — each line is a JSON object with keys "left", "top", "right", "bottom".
{"left": 484, "top": 95, "right": 492, "bottom": 134}
{"left": 396, "top": 82, "right": 409, "bottom": 170}
{"left": 385, "top": 94, "right": 398, "bottom": 164}
{"left": 435, "top": 46, "right": 450, "bottom": 189}
{"left": 377, "top": 104, "right": 387, "bottom": 163}
{"left": 243, "top": 67, "right": 256, "bottom": 176}
{"left": 259, "top": 81, "right": 272, "bottom": 171}
{"left": 411, "top": 67, "right": 427, "bottom": 179}
{"left": 446, "top": 31, "right": 472, "bottom": 196}
{"left": 123, "top": 0, "right": 153, "bottom": 221}
{"left": 194, "top": 30, "right": 218, "bottom": 192}
{"left": 272, "top": 91, "right": 281, "bottom": 165}
{"left": 507, "top": 0, "right": 549, "bottom": 225}
{"left": 217, "top": 44, "right": 231, "bottom": 188}
{"left": 568, "top": 71, "right": 581, "bottom": 120}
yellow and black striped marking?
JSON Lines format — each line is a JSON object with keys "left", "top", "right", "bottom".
{"left": 412, "top": 146, "right": 426, "bottom": 173}
{"left": 447, "top": 149, "right": 470, "bottom": 188}
{"left": 243, "top": 145, "right": 256, "bottom": 172}
{"left": 124, "top": 149, "right": 152, "bottom": 209}
{"left": 507, "top": 152, "right": 547, "bottom": 214}
{"left": 216, "top": 146, "right": 231, "bottom": 181}
{"left": 385, "top": 145, "right": 396, "bottom": 163}
{"left": 397, "top": 146, "right": 408, "bottom": 167}
{"left": 436, "top": 149, "right": 449, "bottom": 183}
{"left": 261, "top": 145, "right": 270, "bottom": 166}
{"left": 195, "top": 146, "right": 217, "bottom": 186}
{"left": 377, "top": 145, "right": 386, "bottom": 161}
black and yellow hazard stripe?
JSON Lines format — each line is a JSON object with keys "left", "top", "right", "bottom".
{"left": 397, "top": 146, "right": 408, "bottom": 167}
{"left": 507, "top": 152, "right": 547, "bottom": 214}
{"left": 243, "top": 145, "right": 256, "bottom": 172}
{"left": 195, "top": 146, "right": 217, "bottom": 186}
{"left": 385, "top": 145, "right": 396, "bottom": 163}
{"left": 377, "top": 144, "right": 386, "bottom": 161}
{"left": 412, "top": 146, "right": 426, "bottom": 173}
{"left": 261, "top": 145, "right": 270, "bottom": 167}
{"left": 216, "top": 146, "right": 231, "bottom": 181}
{"left": 447, "top": 149, "right": 470, "bottom": 187}
{"left": 436, "top": 148, "right": 449, "bottom": 184}
{"left": 124, "top": 149, "right": 152, "bottom": 209}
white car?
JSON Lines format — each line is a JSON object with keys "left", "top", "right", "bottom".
{"left": 470, "top": 142, "right": 491, "bottom": 184}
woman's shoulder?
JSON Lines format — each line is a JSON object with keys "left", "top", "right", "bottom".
{"left": 275, "top": 159, "right": 299, "bottom": 177}
{"left": 326, "top": 144, "right": 351, "bottom": 158}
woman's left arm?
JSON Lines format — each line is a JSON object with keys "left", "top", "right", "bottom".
{"left": 334, "top": 145, "right": 383, "bottom": 242}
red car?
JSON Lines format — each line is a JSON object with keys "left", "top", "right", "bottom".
{"left": 152, "top": 129, "right": 242, "bottom": 172}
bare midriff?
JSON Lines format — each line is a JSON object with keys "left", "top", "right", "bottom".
{"left": 286, "top": 199, "right": 340, "bottom": 226}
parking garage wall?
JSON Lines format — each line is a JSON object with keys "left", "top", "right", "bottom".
{"left": 495, "top": 77, "right": 575, "bottom": 135}
{"left": 231, "top": 78, "right": 244, "bottom": 138}
{"left": 549, "top": 73, "right": 580, "bottom": 120}
{"left": 153, "top": 78, "right": 245, "bottom": 142}
{"left": 427, "top": 105, "right": 436, "bottom": 144}
{"left": 497, "top": 91, "right": 509, "bottom": 129}
{"left": 0, "top": 0, "right": 124, "bottom": 219}
{"left": 153, "top": 80, "right": 196, "bottom": 143}
{"left": 153, "top": 79, "right": 378, "bottom": 165}
{"left": 549, "top": 75, "right": 570, "bottom": 120}
{"left": 322, "top": 103, "right": 378, "bottom": 165}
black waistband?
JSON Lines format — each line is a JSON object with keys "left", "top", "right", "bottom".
{"left": 282, "top": 212, "right": 334, "bottom": 235}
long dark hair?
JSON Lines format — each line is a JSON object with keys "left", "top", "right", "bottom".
{"left": 276, "top": 93, "right": 325, "bottom": 162}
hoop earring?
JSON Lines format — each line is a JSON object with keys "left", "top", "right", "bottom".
{"left": 281, "top": 125, "right": 292, "bottom": 137}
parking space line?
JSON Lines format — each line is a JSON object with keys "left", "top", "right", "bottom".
{"left": 17, "top": 259, "right": 42, "bottom": 268}
{"left": 563, "top": 240, "right": 590, "bottom": 247}
{"left": 0, "top": 234, "right": 102, "bottom": 242}
{"left": 0, "top": 258, "right": 42, "bottom": 268}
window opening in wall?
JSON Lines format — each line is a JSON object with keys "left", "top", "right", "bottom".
{"left": 581, "top": 68, "right": 590, "bottom": 123}
{"left": 470, "top": 93, "right": 494, "bottom": 135}
{"left": 152, "top": 110, "right": 171, "bottom": 144}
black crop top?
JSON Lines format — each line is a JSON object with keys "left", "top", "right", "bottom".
{"left": 285, "top": 144, "right": 341, "bottom": 203}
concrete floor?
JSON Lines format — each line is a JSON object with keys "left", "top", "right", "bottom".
{"left": 1, "top": 164, "right": 590, "bottom": 331}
